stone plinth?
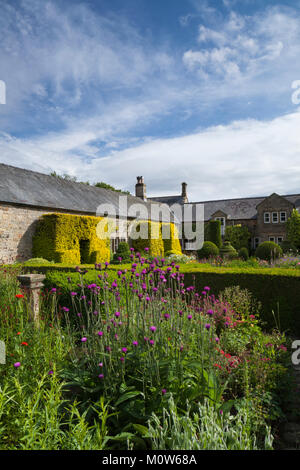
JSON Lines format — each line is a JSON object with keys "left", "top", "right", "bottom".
{"left": 17, "top": 274, "right": 46, "bottom": 325}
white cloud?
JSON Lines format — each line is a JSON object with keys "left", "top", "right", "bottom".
{"left": 1, "top": 109, "right": 300, "bottom": 201}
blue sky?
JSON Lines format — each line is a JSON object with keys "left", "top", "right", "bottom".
{"left": 0, "top": 0, "right": 300, "bottom": 200}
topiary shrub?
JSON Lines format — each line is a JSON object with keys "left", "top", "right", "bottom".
{"left": 162, "top": 223, "right": 182, "bottom": 255}
{"left": 238, "top": 247, "right": 249, "bottom": 261}
{"left": 33, "top": 213, "right": 111, "bottom": 264}
{"left": 255, "top": 241, "right": 283, "bottom": 262}
{"left": 197, "top": 241, "right": 219, "bottom": 259}
{"left": 208, "top": 220, "right": 222, "bottom": 248}
{"left": 112, "top": 242, "right": 131, "bottom": 264}
{"left": 23, "top": 258, "right": 54, "bottom": 265}
{"left": 220, "top": 241, "right": 238, "bottom": 260}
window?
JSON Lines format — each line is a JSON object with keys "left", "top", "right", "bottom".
{"left": 269, "top": 236, "right": 275, "bottom": 242}
{"left": 264, "top": 212, "right": 270, "bottom": 223}
{"left": 272, "top": 212, "right": 278, "bottom": 223}
{"left": 215, "top": 217, "right": 225, "bottom": 235}
{"left": 277, "top": 237, "right": 283, "bottom": 244}
{"left": 280, "top": 212, "right": 287, "bottom": 223}
{"left": 254, "top": 237, "right": 260, "bottom": 249}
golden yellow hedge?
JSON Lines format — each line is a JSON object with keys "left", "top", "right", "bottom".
{"left": 33, "top": 213, "right": 111, "bottom": 264}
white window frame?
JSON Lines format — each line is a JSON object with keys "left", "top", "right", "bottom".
{"left": 272, "top": 212, "right": 278, "bottom": 224}
{"left": 269, "top": 236, "right": 276, "bottom": 242}
{"left": 264, "top": 212, "right": 270, "bottom": 224}
{"left": 277, "top": 236, "right": 283, "bottom": 244}
{"left": 280, "top": 212, "right": 287, "bottom": 223}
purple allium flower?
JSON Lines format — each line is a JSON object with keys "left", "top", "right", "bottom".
{"left": 220, "top": 409, "right": 223, "bottom": 416}
{"left": 150, "top": 326, "right": 157, "bottom": 332}
{"left": 70, "top": 292, "right": 77, "bottom": 296}
{"left": 115, "top": 311, "right": 120, "bottom": 318}
{"left": 204, "top": 286, "right": 210, "bottom": 291}
{"left": 48, "top": 370, "right": 54, "bottom": 375}
{"left": 164, "top": 313, "right": 170, "bottom": 320}
{"left": 149, "top": 340, "right": 155, "bottom": 346}
{"left": 121, "top": 347, "right": 128, "bottom": 354}
{"left": 120, "top": 357, "right": 125, "bottom": 362}
{"left": 51, "top": 288, "right": 57, "bottom": 293}
{"left": 62, "top": 307, "right": 69, "bottom": 312}
{"left": 178, "top": 310, "right": 183, "bottom": 317}
{"left": 14, "top": 362, "right": 21, "bottom": 368}
{"left": 207, "top": 309, "right": 214, "bottom": 316}
{"left": 144, "top": 337, "right": 149, "bottom": 342}
{"left": 145, "top": 247, "right": 149, "bottom": 252}
{"left": 161, "top": 389, "right": 167, "bottom": 395}
{"left": 98, "top": 374, "right": 104, "bottom": 379}
{"left": 99, "top": 362, "right": 103, "bottom": 367}
{"left": 187, "top": 315, "right": 192, "bottom": 320}
{"left": 215, "top": 337, "right": 220, "bottom": 343}
{"left": 97, "top": 331, "right": 103, "bottom": 336}
{"left": 81, "top": 337, "right": 87, "bottom": 342}
{"left": 132, "top": 341, "right": 138, "bottom": 346}
{"left": 205, "top": 324, "right": 211, "bottom": 330}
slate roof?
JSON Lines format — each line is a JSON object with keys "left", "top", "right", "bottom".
{"left": 0, "top": 163, "right": 171, "bottom": 222}
{"left": 189, "top": 194, "right": 300, "bottom": 221}
{"left": 148, "top": 195, "right": 184, "bottom": 206}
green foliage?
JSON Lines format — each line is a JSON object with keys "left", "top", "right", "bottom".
{"left": 255, "top": 241, "right": 283, "bottom": 262}
{"left": 238, "top": 247, "right": 249, "bottom": 261}
{"left": 280, "top": 240, "right": 298, "bottom": 254}
{"left": 94, "top": 182, "right": 130, "bottom": 195}
{"left": 112, "top": 242, "right": 131, "bottom": 264}
{"left": 33, "top": 213, "right": 110, "bottom": 264}
{"left": 208, "top": 220, "right": 222, "bottom": 248}
{"left": 197, "top": 241, "right": 219, "bottom": 259}
{"left": 220, "top": 241, "right": 238, "bottom": 259}
{"left": 225, "top": 225, "right": 251, "bottom": 251}
{"left": 286, "top": 209, "right": 300, "bottom": 249}
{"left": 23, "top": 258, "right": 54, "bottom": 266}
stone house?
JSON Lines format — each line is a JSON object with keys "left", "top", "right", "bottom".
{"left": 142, "top": 179, "right": 300, "bottom": 250}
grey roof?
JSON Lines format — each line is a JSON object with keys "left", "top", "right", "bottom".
{"left": 190, "top": 194, "right": 300, "bottom": 221}
{"left": 0, "top": 163, "right": 172, "bottom": 222}
{"left": 148, "top": 195, "right": 184, "bottom": 206}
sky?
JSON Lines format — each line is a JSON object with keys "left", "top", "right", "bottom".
{"left": 0, "top": 0, "right": 300, "bottom": 201}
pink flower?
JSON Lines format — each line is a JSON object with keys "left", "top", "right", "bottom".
{"left": 14, "top": 362, "right": 21, "bottom": 368}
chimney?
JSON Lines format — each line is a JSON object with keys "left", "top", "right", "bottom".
{"left": 135, "top": 176, "right": 147, "bottom": 200}
{"left": 181, "top": 182, "right": 188, "bottom": 203}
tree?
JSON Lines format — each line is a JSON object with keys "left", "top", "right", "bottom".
{"left": 94, "top": 182, "right": 130, "bottom": 195}
{"left": 286, "top": 209, "right": 300, "bottom": 248}
{"left": 225, "top": 224, "right": 251, "bottom": 251}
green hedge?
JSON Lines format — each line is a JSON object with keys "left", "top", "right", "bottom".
{"left": 181, "top": 266, "right": 300, "bottom": 334}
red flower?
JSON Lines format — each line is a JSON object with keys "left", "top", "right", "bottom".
{"left": 21, "top": 342, "right": 28, "bottom": 346}
{"left": 214, "top": 363, "right": 222, "bottom": 369}
{"left": 15, "top": 294, "right": 24, "bottom": 299}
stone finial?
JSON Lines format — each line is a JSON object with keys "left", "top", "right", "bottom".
{"left": 17, "top": 274, "right": 46, "bottom": 326}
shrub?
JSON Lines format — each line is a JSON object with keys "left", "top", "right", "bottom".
{"left": 33, "top": 213, "right": 110, "bottom": 264}
{"left": 238, "top": 247, "right": 249, "bottom": 261}
{"left": 111, "top": 242, "right": 131, "bottom": 264}
{"left": 197, "top": 241, "right": 219, "bottom": 259}
{"left": 220, "top": 242, "right": 238, "bottom": 259}
{"left": 23, "top": 258, "right": 54, "bottom": 265}
{"left": 286, "top": 209, "right": 300, "bottom": 249}
{"left": 207, "top": 220, "right": 222, "bottom": 248}
{"left": 130, "top": 221, "right": 182, "bottom": 257}
{"left": 255, "top": 241, "right": 283, "bottom": 262}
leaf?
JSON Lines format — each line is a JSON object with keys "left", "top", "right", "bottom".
{"left": 115, "top": 390, "right": 144, "bottom": 406}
